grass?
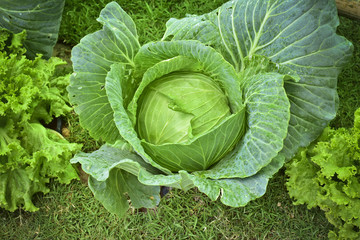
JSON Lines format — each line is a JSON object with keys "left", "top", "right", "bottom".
{"left": 59, "top": 0, "right": 228, "bottom": 45}
{"left": 330, "top": 16, "right": 360, "bottom": 128}
{"left": 1, "top": 0, "right": 360, "bottom": 239}
{"left": 0, "top": 170, "right": 331, "bottom": 240}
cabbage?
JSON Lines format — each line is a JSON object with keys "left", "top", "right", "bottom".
{"left": 68, "top": 0, "right": 353, "bottom": 216}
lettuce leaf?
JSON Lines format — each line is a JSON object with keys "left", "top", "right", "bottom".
{"left": 286, "top": 108, "right": 360, "bottom": 240}
{"left": 0, "top": 29, "right": 81, "bottom": 212}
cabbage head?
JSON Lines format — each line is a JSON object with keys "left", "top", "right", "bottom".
{"left": 68, "top": 0, "right": 353, "bottom": 216}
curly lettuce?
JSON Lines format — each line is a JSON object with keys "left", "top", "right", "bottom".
{"left": 286, "top": 108, "right": 360, "bottom": 240}
{"left": 0, "top": 29, "right": 81, "bottom": 212}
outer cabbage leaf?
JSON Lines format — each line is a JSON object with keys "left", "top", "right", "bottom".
{"left": 68, "top": 2, "right": 140, "bottom": 143}
{"left": 71, "top": 142, "right": 192, "bottom": 190}
{"left": 163, "top": 0, "right": 353, "bottom": 159}
{"left": 88, "top": 169, "right": 160, "bottom": 217}
{"left": 199, "top": 70, "right": 291, "bottom": 179}
{"left": 0, "top": 0, "right": 65, "bottom": 59}
{"left": 185, "top": 154, "right": 285, "bottom": 206}
{"left": 71, "top": 140, "right": 285, "bottom": 213}
{"left": 71, "top": 141, "right": 173, "bottom": 216}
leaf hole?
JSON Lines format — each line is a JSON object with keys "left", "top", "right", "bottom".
{"left": 331, "top": 173, "right": 342, "bottom": 183}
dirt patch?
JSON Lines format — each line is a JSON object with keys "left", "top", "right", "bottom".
{"left": 53, "top": 42, "right": 72, "bottom": 63}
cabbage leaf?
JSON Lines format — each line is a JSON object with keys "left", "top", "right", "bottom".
{"left": 0, "top": 0, "right": 65, "bottom": 59}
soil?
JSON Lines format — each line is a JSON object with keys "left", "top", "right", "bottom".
{"left": 52, "top": 42, "right": 72, "bottom": 64}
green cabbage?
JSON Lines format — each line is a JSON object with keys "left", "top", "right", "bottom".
{"left": 137, "top": 71, "right": 242, "bottom": 172}
{"left": 137, "top": 72, "right": 232, "bottom": 145}
{"left": 68, "top": 0, "right": 353, "bottom": 217}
